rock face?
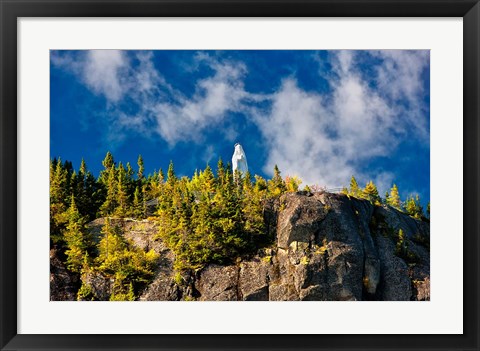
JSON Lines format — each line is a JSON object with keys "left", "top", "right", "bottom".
{"left": 50, "top": 248, "right": 79, "bottom": 301}
{"left": 67, "top": 192, "right": 430, "bottom": 301}
{"left": 138, "top": 192, "right": 430, "bottom": 301}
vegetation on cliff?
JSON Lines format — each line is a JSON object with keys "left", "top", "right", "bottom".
{"left": 50, "top": 152, "right": 428, "bottom": 301}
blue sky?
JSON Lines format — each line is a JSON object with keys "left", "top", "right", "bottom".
{"left": 50, "top": 50, "right": 430, "bottom": 204}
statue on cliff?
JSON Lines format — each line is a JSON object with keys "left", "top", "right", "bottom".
{"left": 232, "top": 143, "right": 248, "bottom": 175}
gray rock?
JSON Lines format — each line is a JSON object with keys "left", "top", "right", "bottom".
{"left": 376, "top": 236, "right": 412, "bottom": 301}
{"left": 239, "top": 259, "right": 269, "bottom": 301}
{"left": 82, "top": 271, "right": 112, "bottom": 301}
{"left": 277, "top": 192, "right": 328, "bottom": 249}
{"left": 195, "top": 265, "right": 239, "bottom": 301}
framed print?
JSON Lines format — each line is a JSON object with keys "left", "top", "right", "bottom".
{"left": 1, "top": 0, "right": 479, "bottom": 350}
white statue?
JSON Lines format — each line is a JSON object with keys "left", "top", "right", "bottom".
{"left": 232, "top": 143, "right": 248, "bottom": 174}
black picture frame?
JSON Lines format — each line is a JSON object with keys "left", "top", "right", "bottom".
{"left": 1, "top": 1, "right": 478, "bottom": 350}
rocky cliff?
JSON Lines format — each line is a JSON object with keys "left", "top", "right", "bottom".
{"left": 51, "top": 191, "right": 430, "bottom": 301}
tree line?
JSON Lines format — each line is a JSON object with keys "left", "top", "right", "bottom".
{"left": 344, "top": 175, "right": 429, "bottom": 219}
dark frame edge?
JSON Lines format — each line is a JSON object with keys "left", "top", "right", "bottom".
{"left": 1, "top": 1, "right": 479, "bottom": 350}
{"left": 0, "top": 0, "right": 18, "bottom": 351}
{"left": 463, "top": 1, "right": 480, "bottom": 350}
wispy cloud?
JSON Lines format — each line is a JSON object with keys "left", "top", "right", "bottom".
{"left": 255, "top": 51, "right": 429, "bottom": 193}
{"left": 52, "top": 50, "right": 128, "bottom": 102}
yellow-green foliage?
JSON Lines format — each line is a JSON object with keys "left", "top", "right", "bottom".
{"left": 110, "top": 282, "right": 135, "bottom": 301}
{"left": 155, "top": 162, "right": 289, "bottom": 271}
{"left": 316, "top": 245, "right": 328, "bottom": 255}
{"left": 394, "top": 229, "right": 420, "bottom": 264}
{"left": 77, "top": 282, "right": 94, "bottom": 301}
{"left": 386, "top": 184, "right": 402, "bottom": 210}
{"left": 285, "top": 175, "right": 302, "bottom": 192}
{"left": 262, "top": 255, "right": 272, "bottom": 264}
{"left": 362, "top": 181, "right": 381, "bottom": 205}
{"left": 174, "top": 271, "right": 183, "bottom": 285}
{"left": 95, "top": 218, "right": 159, "bottom": 300}
{"left": 404, "top": 195, "right": 424, "bottom": 219}
{"left": 348, "top": 176, "right": 362, "bottom": 198}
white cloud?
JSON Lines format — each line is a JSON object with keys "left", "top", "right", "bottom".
{"left": 256, "top": 50, "right": 429, "bottom": 190}
{"left": 151, "top": 56, "right": 250, "bottom": 144}
{"left": 52, "top": 50, "right": 254, "bottom": 145}
{"left": 83, "top": 50, "right": 127, "bottom": 102}
{"left": 51, "top": 50, "right": 128, "bottom": 102}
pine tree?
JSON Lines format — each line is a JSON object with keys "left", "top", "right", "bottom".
{"left": 349, "top": 176, "right": 361, "bottom": 198}
{"left": 132, "top": 186, "right": 143, "bottom": 218}
{"left": 137, "top": 155, "right": 145, "bottom": 181}
{"left": 51, "top": 158, "right": 69, "bottom": 205}
{"left": 387, "top": 184, "right": 401, "bottom": 210}
{"left": 125, "top": 162, "right": 136, "bottom": 196}
{"left": 242, "top": 171, "right": 264, "bottom": 244}
{"left": 363, "top": 181, "right": 381, "bottom": 205}
{"left": 100, "top": 152, "right": 115, "bottom": 185}
{"left": 268, "top": 165, "right": 286, "bottom": 196}
{"left": 202, "top": 165, "right": 216, "bottom": 196}
{"left": 141, "top": 184, "right": 148, "bottom": 218}
{"left": 99, "top": 164, "right": 117, "bottom": 216}
{"left": 97, "top": 218, "right": 126, "bottom": 270}
{"left": 404, "top": 195, "right": 424, "bottom": 219}
{"left": 167, "top": 161, "right": 177, "bottom": 186}
{"left": 216, "top": 158, "right": 226, "bottom": 188}
{"left": 63, "top": 194, "right": 89, "bottom": 273}
{"left": 50, "top": 158, "right": 69, "bottom": 243}
{"left": 115, "top": 163, "right": 130, "bottom": 218}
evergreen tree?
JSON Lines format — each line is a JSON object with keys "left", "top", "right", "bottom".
{"left": 125, "top": 162, "right": 136, "bottom": 196}
{"left": 63, "top": 195, "right": 89, "bottom": 273}
{"left": 50, "top": 158, "right": 69, "bottom": 243}
{"left": 100, "top": 152, "right": 115, "bottom": 185}
{"left": 132, "top": 186, "right": 143, "bottom": 218}
{"left": 268, "top": 165, "right": 286, "bottom": 196}
{"left": 167, "top": 161, "right": 177, "bottom": 186}
{"left": 203, "top": 165, "right": 216, "bottom": 196}
{"left": 137, "top": 155, "right": 145, "bottom": 181}
{"left": 51, "top": 158, "right": 69, "bottom": 205}
{"left": 141, "top": 184, "right": 148, "bottom": 218}
{"left": 387, "top": 184, "right": 401, "bottom": 210}
{"left": 115, "top": 163, "right": 130, "bottom": 218}
{"left": 404, "top": 195, "right": 424, "bottom": 219}
{"left": 363, "top": 181, "right": 381, "bottom": 205}
{"left": 216, "top": 158, "right": 226, "bottom": 188}
{"left": 349, "top": 176, "right": 361, "bottom": 198}
{"left": 285, "top": 175, "right": 302, "bottom": 192}
{"left": 99, "top": 164, "right": 117, "bottom": 216}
